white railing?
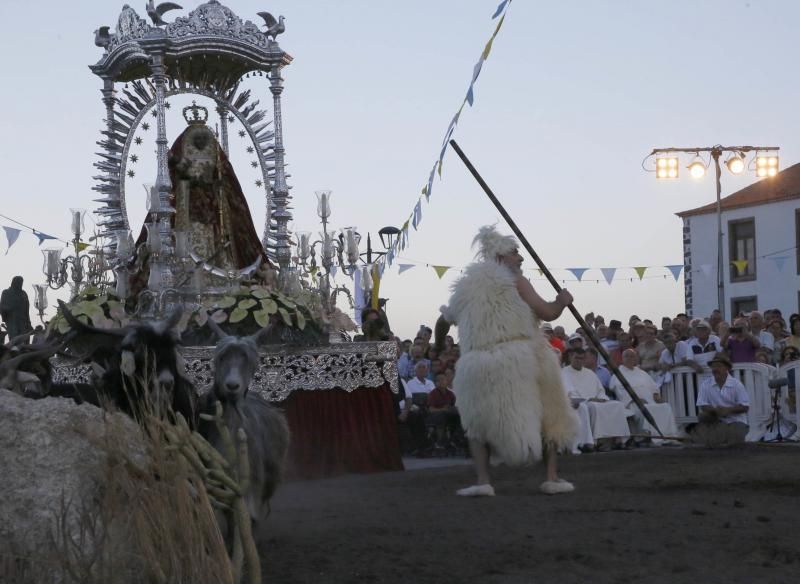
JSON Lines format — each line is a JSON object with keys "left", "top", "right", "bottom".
{"left": 660, "top": 362, "right": 795, "bottom": 442}
{"left": 776, "top": 361, "right": 800, "bottom": 432}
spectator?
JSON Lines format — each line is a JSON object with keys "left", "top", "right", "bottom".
{"left": 722, "top": 318, "right": 760, "bottom": 363}
{"left": 630, "top": 320, "right": 646, "bottom": 347}
{"left": 426, "top": 372, "right": 460, "bottom": 449}
{"left": 687, "top": 320, "right": 723, "bottom": 373}
{"left": 406, "top": 361, "right": 435, "bottom": 395}
{"left": 780, "top": 318, "right": 800, "bottom": 352}
{"left": 553, "top": 325, "right": 568, "bottom": 344}
{"left": 657, "top": 331, "right": 701, "bottom": 387}
{"left": 609, "top": 331, "right": 632, "bottom": 366}
{"left": 748, "top": 311, "right": 775, "bottom": 354}
{"left": 584, "top": 346, "right": 611, "bottom": 390}
{"left": 398, "top": 344, "right": 430, "bottom": 381}
{"left": 636, "top": 324, "right": 666, "bottom": 379}
{"left": 611, "top": 349, "right": 679, "bottom": 444}
{"left": 690, "top": 353, "right": 749, "bottom": 447}
{"left": 542, "top": 322, "right": 565, "bottom": 353}
{"left": 709, "top": 309, "right": 723, "bottom": 334}
{"left": 561, "top": 348, "right": 631, "bottom": 451}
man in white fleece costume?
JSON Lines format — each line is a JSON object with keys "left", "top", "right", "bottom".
{"left": 435, "top": 225, "right": 578, "bottom": 497}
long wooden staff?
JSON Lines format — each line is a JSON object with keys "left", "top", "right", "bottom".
{"left": 449, "top": 139, "right": 662, "bottom": 436}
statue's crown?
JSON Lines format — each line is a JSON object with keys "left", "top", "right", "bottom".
{"left": 182, "top": 101, "right": 208, "bottom": 125}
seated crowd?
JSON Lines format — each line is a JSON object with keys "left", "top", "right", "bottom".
{"left": 387, "top": 307, "right": 800, "bottom": 455}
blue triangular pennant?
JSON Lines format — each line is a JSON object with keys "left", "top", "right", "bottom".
{"left": 398, "top": 264, "right": 415, "bottom": 274}
{"left": 600, "top": 267, "right": 616, "bottom": 285}
{"left": 466, "top": 84, "right": 474, "bottom": 106}
{"left": 492, "top": 0, "right": 509, "bottom": 19}
{"left": 567, "top": 268, "right": 589, "bottom": 281}
{"left": 769, "top": 256, "right": 788, "bottom": 272}
{"left": 666, "top": 265, "right": 683, "bottom": 281}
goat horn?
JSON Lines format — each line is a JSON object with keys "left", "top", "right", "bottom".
{"left": 206, "top": 315, "right": 229, "bottom": 340}
{"left": 58, "top": 300, "right": 129, "bottom": 337}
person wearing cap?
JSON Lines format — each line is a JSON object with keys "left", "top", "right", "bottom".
{"left": 687, "top": 320, "right": 723, "bottom": 376}
{"left": 541, "top": 323, "right": 565, "bottom": 354}
{"left": 691, "top": 353, "right": 750, "bottom": 446}
{"left": 435, "top": 225, "right": 577, "bottom": 497}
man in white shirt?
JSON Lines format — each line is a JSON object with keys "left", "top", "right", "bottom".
{"left": 686, "top": 320, "right": 723, "bottom": 384}
{"left": 561, "top": 348, "right": 630, "bottom": 451}
{"left": 691, "top": 353, "right": 750, "bottom": 446}
{"left": 656, "top": 332, "right": 702, "bottom": 388}
{"left": 402, "top": 361, "right": 435, "bottom": 409}
{"left": 611, "top": 349, "right": 679, "bottom": 444}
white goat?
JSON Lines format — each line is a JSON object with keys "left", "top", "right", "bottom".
{"left": 199, "top": 321, "right": 290, "bottom": 537}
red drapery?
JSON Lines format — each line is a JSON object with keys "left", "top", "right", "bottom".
{"left": 283, "top": 385, "right": 404, "bottom": 479}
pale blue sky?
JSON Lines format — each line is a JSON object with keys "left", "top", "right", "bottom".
{"left": 1, "top": 0, "right": 797, "bottom": 340}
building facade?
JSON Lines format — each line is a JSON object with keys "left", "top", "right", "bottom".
{"left": 677, "top": 163, "right": 800, "bottom": 319}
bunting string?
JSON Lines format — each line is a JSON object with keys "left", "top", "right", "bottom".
{"left": 374, "top": 0, "right": 515, "bottom": 276}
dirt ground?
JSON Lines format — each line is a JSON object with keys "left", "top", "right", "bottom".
{"left": 259, "top": 443, "right": 800, "bottom": 584}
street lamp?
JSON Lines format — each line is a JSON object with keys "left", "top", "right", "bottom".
{"left": 646, "top": 144, "right": 780, "bottom": 319}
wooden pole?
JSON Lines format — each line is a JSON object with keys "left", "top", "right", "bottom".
{"left": 449, "top": 139, "right": 663, "bottom": 436}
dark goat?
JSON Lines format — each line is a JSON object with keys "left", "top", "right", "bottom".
{"left": 199, "top": 320, "right": 290, "bottom": 538}
{"left": 57, "top": 300, "right": 198, "bottom": 427}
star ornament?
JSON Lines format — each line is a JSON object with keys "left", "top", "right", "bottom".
{"left": 246, "top": 146, "right": 254, "bottom": 153}
{"left": 127, "top": 169, "right": 135, "bottom": 178}
{"left": 134, "top": 136, "right": 143, "bottom": 145}
{"left": 130, "top": 154, "right": 139, "bottom": 163}
{"left": 238, "top": 130, "right": 246, "bottom": 138}
{"left": 251, "top": 161, "right": 258, "bottom": 168}
{"left": 142, "top": 122, "right": 150, "bottom": 131}
{"left": 255, "top": 179, "right": 263, "bottom": 187}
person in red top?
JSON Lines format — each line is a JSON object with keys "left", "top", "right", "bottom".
{"left": 542, "top": 323, "right": 565, "bottom": 354}
{"left": 427, "top": 372, "right": 460, "bottom": 448}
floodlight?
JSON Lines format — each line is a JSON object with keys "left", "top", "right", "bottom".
{"left": 688, "top": 155, "right": 707, "bottom": 179}
{"left": 756, "top": 154, "right": 779, "bottom": 178}
{"left": 655, "top": 156, "right": 679, "bottom": 179}
{"left": 725, "top": 153, "right": 745, "bottom": 175}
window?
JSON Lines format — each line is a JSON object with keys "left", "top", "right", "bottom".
{"left": 729, "top": 218, "right": 756, "bottom": 282}
{"left": 731, "top": 296, "right": 757, "bottom": 318}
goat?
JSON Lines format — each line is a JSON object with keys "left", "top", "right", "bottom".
{"left": 198, "top": 319, "right": 290, "bottom": 542}
{"left": 57, "top": 300, "right": 198, "bottom": 428}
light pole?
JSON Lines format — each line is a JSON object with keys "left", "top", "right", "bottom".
{"left": 647, "top": 145, "right": 779, "bottom": 319}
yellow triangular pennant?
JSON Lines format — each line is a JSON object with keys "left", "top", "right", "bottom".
{"left": 371, "top": 264, "right": 381, "bottom": 309}
{"left": 634, "top": 266, "right": 647, "bottom": 280}
{"left": 732, "top": 259, "right": 749, "bottom": 275}
{"left": 76, "top": 241, "right": 91, "bottom": 252}
{"left": 432, "top": 265, "right": 451, "bottom": 279}
{"left": 482, "top": 37, "right": 495, "bottom": 60}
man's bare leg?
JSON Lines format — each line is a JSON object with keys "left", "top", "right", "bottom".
{"left": 540, "top": 441, "right": 574, "bottom": 495}
{"left": 456, "top": 439, "right": 494, "bottom": 496}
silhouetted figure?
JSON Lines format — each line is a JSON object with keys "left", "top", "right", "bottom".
{"left": 0, "top": 276, "right": 32, "bottom": 339}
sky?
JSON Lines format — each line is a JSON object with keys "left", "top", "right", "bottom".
{"left": 1, "top": 0, "right": 798, "bottom": 341}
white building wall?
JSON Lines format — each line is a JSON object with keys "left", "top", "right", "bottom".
{"left": 684, "top": 198, "right": 800, "bottom": 319}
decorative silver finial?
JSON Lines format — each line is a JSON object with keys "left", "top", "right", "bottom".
{"left": 256, "top": 12, "right": 285, "bottom": 40}
{"left": 182, "top": 101, "right": 209, "bottom": 125}
{"left": 94, "top": 26, "right": 112, "bottom": 49}
{"left": 146, "top": 0, "right": 182, "bottom": 26}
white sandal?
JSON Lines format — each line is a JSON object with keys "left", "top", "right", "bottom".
{"left": 539, "top": 479, "right": 575, "bottom": 495}
{"left": 456, "top": 484, "right": 496, "bottom": 497}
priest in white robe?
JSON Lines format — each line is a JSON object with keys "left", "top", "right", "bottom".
{"left": 561, "top": 348, "right": 630, "bottom": 450}
{"left": 610, "top": 349, "right": 680, "bottom": 443}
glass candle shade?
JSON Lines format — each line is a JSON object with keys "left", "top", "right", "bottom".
{"left": 42, "top": 248, "right": 63, "bottom": 278}
{"left": 146, "top": 223, "right": 161, "bottom": 253}
{"left": 315, "top": 190, "right": 332, "bottom": 219}
{"left": 69, "top": 208, "right": 86, "bottom": 237}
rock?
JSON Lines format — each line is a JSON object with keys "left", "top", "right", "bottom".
{"left": 0, "top": 389, "right": 146, "bottom": 574}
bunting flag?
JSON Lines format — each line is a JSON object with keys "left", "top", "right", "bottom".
{"left": 601, "top": 267, "right": 616, "bottom": 285}
{"left": 76, "top": 241, "right": 91, "bottom": 252}
{"left": 699, "top": 264, "right": 713, "bottom": 278}
{"left": 3, "top": 226, "right": 21, "bottom": 255}
{"left": 432, "top": 265, "right": 451, "bottom": 279}
{"left": 379, "top": 0, "right": 514, "bottom": 269}
{"left": 768, "top": 256, "right": 788, "bottom": 272}
{"left": 329, "top": 265, "right": 337, "bottom": 279}
{"left": 398, "top": 264, "right": 415, "bottom": 274}
{"left": 634, "top": 266, "right": 647, "bottom": 280}
{"left": 567, "top": 267, "right": 588, "bottom": 281}
{"left": 731, "top": 259, "right": 749, "bottom": 275}
{"left": 353, "top": 269, "right": 366, "bottom": 326}
{"left": 33, "top": 230, "right": 59, "bottom": 245}
{"left": 666, "top": 265, "right": 683, "bottom": 281}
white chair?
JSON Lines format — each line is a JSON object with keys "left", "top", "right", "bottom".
{"left": 660, "top": 366, "right": 700, "bottom": 428}
{"left": 730, "top": 363, "right": 774, "bottom": 442}
{"left": 775, "top": 361, "right": 800, "bottom": 436}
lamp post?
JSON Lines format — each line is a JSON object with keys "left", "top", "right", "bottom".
{"left": 647, "top": 145, "right": 780, "bottom": 319}
{"left": 293, "top": 190, "right": 398, "bottom": 313}
{"left": 41, "top": 208, "right": 111, "bottom": 301}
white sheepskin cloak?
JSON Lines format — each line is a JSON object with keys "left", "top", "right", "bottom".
{"left": 441, "top": 260, "right": 577, "bottom": 465}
